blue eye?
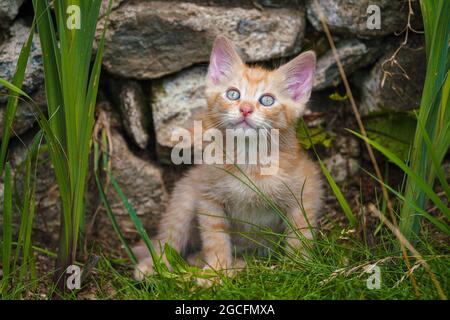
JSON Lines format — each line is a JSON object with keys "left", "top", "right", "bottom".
{"left": 226, "top": 88, "right": 240, "bottom": 100}
{"left": 259, "top": 94, "right": 275, "bottom": 106}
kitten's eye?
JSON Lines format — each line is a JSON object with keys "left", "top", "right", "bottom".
{"left": 259, "top": 94, "right": 275, "bottom": 107}
{"left": 226, "top": 88, "right": 240, "bottom": 100}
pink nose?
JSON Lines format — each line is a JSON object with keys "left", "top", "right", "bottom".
{"left": 240, "top": 104, "right": 253, "bottom": 117}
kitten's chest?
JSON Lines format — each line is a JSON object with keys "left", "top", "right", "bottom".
{"left": 224, "top": 202, "right": 284, "bottom": 231}
{"left": 216, "top": 169, "right": 286, "bottom": 205}
{"left": 203, "top": 167, "right": 293, "bottom": 254}
{"left": 224, "top": 202, "right": 285, "bottom": 254}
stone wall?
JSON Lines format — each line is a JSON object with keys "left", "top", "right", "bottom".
{"left": 0, "top": 0, "right": 425, "bottom": 243}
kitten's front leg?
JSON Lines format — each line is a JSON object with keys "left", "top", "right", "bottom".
{"left": 134, "top": 182, "right": 197, "bottom": 281}
{"left": 285, "top": 206, "right": 316, "bottom": 256}
{"left": 195, "top": 199, "right": 235, "bottom": 287}
{"left": 133, "top": 240, "right": 167, "bottom": 281}
{"left": 197, "top": 199, "right": 232, "bottom": 271}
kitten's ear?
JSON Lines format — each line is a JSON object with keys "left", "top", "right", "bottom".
{"left": 276, "top": 51, "right": 316, "bottom": 103}
{"left": 208, "top": 36, "right": 243, "bottom": 85}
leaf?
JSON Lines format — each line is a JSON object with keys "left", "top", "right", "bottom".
{"left": 93, "top": 140, "right": 137, "bottom": 264}
{"left": 366, "top": 113, "right": 417, "bottom": 161}
{"left": 349, "top": 129, "right": 449, "bottom": 219}
{"left": 299, "top": 120, "right": 356, "bottom": 226}
{"left": 329, "top": 92, "right": 348, "bottom": 101}
{"left": 2, "top": 163, "right": 13, "bottom": 296}
{"left": 297, "top": 125, "right": 333, "bottom": 149}
{"left": 0, "top": 23, "right": 35, "bottom": 176}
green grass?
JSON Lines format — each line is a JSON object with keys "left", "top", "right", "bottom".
{"left": 3, "top": 211, "right": 448, "bottom": 300}
{"left": 1, "top": 139, "right": 449, "bottom": 299}
{"left": 30, "top": 0, "right": 112, "bottom": 285}
{"left": 41, "top": 222, "right": 447, "bottom": 300}
{"left": 2, "top": 163, "right": 13, "bottom": 296}
{"left": 399, "top": 0, "right": 450, "bottom": 240}
{"left": 0, "top": 0, "right": 112, "bottom": 293}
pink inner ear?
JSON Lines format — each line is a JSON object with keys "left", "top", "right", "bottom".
{"left": 288, "top": 67, "right": 314, "bottom": 101}
{"left": 208, "top": 37, "right": 240, "bottom": 85}
{"left": 283, "top": 53, "right": 315, "bottom": 102}
{"left": 210, "top": 46, "right": 228, "bottom": 85}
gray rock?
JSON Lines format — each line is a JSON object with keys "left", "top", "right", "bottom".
{"left": 150, "top": 0, "right": 301, "bottom": 8}
{"left": 324, "top": 153, "right": 359, "bottom": 183}
{"left": 320, "top": 133, "right": 361, "bottom": 183}
{"left": 49, "top": 0, "right": 125, "bottom": 17}
{"left": 356, "top": 35, "right": 426, "bottom": 115}
{"left": 110, "top": 80, "right": 150, "bottom": 149}
{"left": 0, "top": 0, "right": 24, "bottom": 29}
{"left": 151, "top": 65, "right": 207, "bottom": 162}
{"left": 306, "top": 0, "right": 409, "bottom": 38}
{"left": 0, "top": 101, "right": 36, "bottom": 138}
{"left": 334, "top": 135, "right": 360, "bottom": 158}
{"left": 100, "top": 0, "right": 305, "bottom": 79}
{"left": 0, "top": 20, "right": 43, "bottom": 104}
{"left": 0, "top": 86, "right": 46, "bottom": 139}
{"left": 313, "top": 39, "right": 383, "bottom": 91}
{"left": 105, "top": 130, "right": 168, "bottom": 236}
{"left": 99, "top": 0, "right": 125, "bottom": 17}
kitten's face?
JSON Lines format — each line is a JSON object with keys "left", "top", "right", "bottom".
{"left": 205, "top": 36, "right": 316, "bottom": 132}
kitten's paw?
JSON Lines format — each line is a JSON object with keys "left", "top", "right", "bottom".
{"left": 186, "top": 252, "right": 205, "bottom": 268}
{"left": 195, "top": 260, "right": 246, "bottom": 287}
{"left": 285, "top": 244, "right": 311, "bottom": 260}
{"left": 286, "top": 235, "right": 313, "bottom": 260}
{"left": 195, "top": 267, "right": 221, "bottom": 288}
{"left": 134, "top": 258, "right": 156, "bottom": 281}
{"left": 223, "top": 259, "right": 247, "bottom": 278}
{"left": 233, "top": 258, "right": 247, "bottom": 271}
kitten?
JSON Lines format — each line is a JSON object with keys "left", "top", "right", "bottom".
{"left": 134, "top": 36, "right": 323, "bottom": 281}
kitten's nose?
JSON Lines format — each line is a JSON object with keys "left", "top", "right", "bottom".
{"left": 239, "top": 104, "right": 253, "bottom": 117}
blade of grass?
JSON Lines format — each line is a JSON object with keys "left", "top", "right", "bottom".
{"left": 369, "top": 204, "right": 446, "bottom": 300}
{"left": 0, "top": 79, "right": 32, "bottom": 100}
{"left": 30, "top": 0, "right": 112, "bottom": 290}
{"left": 93, "top": 139, "right": 137, "bottom": 264}
{"left": 106, "top": 171, "right": 162, "bottom": 273}
{"left": 0, "top": 22, "right": 34, "bottom": 176}
{"left": 360, "top": 167, "right": 449, "bottom": 235}
{"left": 349, "top": 129, "right": 449, "bottom": 219}
{"left": 299, "top": 120, "right": 357, "bottom": 226}
{"left": 415, "top": 110, "right": 450, "bottom": 199}
{"left": 11, "top": 131, "right": 42, "bottom": 287}
{"left": 318, "top": 159, "right": 357, "bottom": 226}
{"left": 1, "top": 163, "right": 13, "bottom": 297}
{"left": 400, "top": 0, "right": 450, "bottom": 238}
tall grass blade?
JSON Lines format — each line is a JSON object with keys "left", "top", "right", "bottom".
{"left": 299, "top": 120, "right": 357, "bottom": 226}
{"left": 317, "top": 158, "right": 357, "bottom": 227}
{"left": 400, "top": 0, "right": 450, "bottom": 239}
{"left": 10, "top": 132, "right": 42, "bottom": 293}
{"left": 361, "top": 167, "right": 450, "bottom": 235}
{"left": 415, "top": 112, "right": 450, "bottom": 199}
{"left": 0, "top": 23, "right": 34, "bottom": 176}
{"left": 107, "top": 172, "right": 157, "bottom": 262}
{"left": 349, "top": 130, "right": 449, "bottom": 219}
{"left": 93, "top": 139, "right": 137, "bottom": 264}
{"left": 29, "top": 0, "right": 112, "bottom": 289}
{"left": 1, "top": 163, "right": 13, "bottom": 296}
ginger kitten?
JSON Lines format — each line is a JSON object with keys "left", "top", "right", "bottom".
{"left": 134, "top": 36, "right": 323, "bottom": 280}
